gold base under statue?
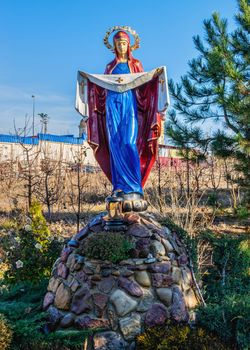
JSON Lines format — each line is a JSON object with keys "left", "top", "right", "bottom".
{"left": 103, "top": 192, "right": 148, "bottom": 231}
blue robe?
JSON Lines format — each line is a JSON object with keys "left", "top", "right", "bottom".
{"left": 106, "top": 63, "right": 143, "bottom": 195}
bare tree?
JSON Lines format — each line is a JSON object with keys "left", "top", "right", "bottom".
{"left": 66, "top": 145, "right": 88, "bottom": 231}
{"left": 34, "top": 150, "right": 65, "bottom": 221}
{"left": 0, "top": 155, "right": 19, "bottom": 211}
{"left": 17, "top": 143, "right": 41, "bottom": 210}
{"left": 11, "top": 116, "right": 41, "bottom": 210}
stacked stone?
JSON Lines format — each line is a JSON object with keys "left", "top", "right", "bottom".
{"left": 43, "top": 213, "right": 199, "bottom": 349}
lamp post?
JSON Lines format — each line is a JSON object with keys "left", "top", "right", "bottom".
{"left": 31, "top": 95, "right": 35, "bottom": 136}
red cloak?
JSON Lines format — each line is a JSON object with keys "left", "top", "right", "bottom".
{"left": 87, "top": 56, "right": 161, "bottom": 187}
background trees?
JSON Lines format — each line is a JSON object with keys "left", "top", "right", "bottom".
{"left": 166, "top": 0, "right": 250, "bottom": 205}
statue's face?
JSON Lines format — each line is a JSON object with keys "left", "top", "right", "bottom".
{"left": 115, "top": 39, "right": 128, "bottom": 56}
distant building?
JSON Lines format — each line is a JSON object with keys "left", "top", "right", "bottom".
{"left": 0, "top": 131, "right": 185, "bottom": 172}
{"left": 158, "top": 144, "right": 184, "bottom": 167}
{"left": 0, "top": 133, "right": 96, "bottom": 167}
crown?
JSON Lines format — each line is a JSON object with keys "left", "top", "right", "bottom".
{"left": 103, "top": 26, "right": 140, "bottom": 52}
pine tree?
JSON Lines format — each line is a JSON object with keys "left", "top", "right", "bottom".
{"left": 166, "top": 0, "right": 250, "bottom": 203}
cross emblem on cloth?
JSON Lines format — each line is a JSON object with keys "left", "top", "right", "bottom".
{"left": 159, "top": 78, "right": 165, "bottom": 92}
{"left": 116, "top": 77, "right": 124, "bottom": 83}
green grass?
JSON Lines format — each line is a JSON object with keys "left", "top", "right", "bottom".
{"left": 0, "top": 280, "right": 92, "bottom": 350}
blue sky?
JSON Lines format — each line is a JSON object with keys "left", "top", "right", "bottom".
{"left": 0, "top": 0, "right": 238, "bottom": 135}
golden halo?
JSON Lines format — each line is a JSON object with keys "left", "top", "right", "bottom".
{"left": 103, "top": 25, "right": 140, "bottom": 52}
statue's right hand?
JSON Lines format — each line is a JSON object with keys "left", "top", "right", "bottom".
{"left": 153, "top": 67, "right": 164, "bottom": 79}
{"left": 81, "top": 116, "right": 89, "bottom": 122}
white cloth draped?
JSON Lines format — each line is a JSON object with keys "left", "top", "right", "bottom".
{"left": 75, "top": 66, "right": 170, "bottom": 121}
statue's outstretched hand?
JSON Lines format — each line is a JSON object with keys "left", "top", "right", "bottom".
{"left": 159, "top": 111, "right": 166, "bottom": 121}
{"left": 153, "top": 67, "right": 164, "bottom": 79}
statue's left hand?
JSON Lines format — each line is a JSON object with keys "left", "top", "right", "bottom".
{"left": 153, "top": 67, "right": 164, "bottom": 79}
{"left": 159, "top": 111, "right": 166, "bottom": 121}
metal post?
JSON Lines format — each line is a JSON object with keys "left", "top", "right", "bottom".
{"left": 31, "top": 95, "right": 35, "bottom": 136}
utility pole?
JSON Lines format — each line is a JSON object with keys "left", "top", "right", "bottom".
{"left": 31, "top": 95, "right": 35, "bottom": 136}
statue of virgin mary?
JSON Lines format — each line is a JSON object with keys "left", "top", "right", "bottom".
{"left": 75, "top": 26, "right": 169, "bottom": 208}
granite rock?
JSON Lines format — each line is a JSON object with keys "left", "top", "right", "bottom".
{"left": 127, "top": 223, "right": 150, "bottom": 238}
{"left": 172, "top": 267, "right": 182, "bottom": 284}
{"left": 122, "top": 269, "right": 134, "bottom": 277}
{"left": 178, "top": 254, "right": 188, "bottom": 266}
{"left": 93, "top": 331, "right": 129, "bottom": 350}
{"left": 151, "top": 232, "right": 162, "bottom": 241}
{"left": 171, "top": 286, "right": 189, "bottom": 322}
{"left": 152, "top": 273, "right": 173, "bottom": 288}
{"left": 60, "top": 313, "right": 75, "bottom": 328}
{"left": 74, "top": 255, "right": 85, "bottom": 270}
{"left": 75, "top": 270, "right": 89, "bottom": 284}
{"left": 124, "top": 213, "right": 141, "bottom": 224}
{"left": 66, "top": 254, "right": 78, "bottom": 272}
{"left": 98, "top": 276, "right": 115, "bottom": 294}
{"left": 136, "top": 288, "right": 155, "bottom": 312}
{"left": 88, "top": 213, "right": 106, "bottom": 227}
{"left": 90, "top": 223, "right": 103, "bottom": 233}
{"left": 47, "top": 277, "right": 61, "bottom": 293}
{"left": 163, "top": 226, "right": 171, "bottom": 236}
{"left": 107, "top": 305, "right": 119, "bottom": 331}
{"left": 43, "top": 292, "right": 55, "bottom": 309}
{"left": 93, "top": 293, "right": 109, "bottom": 317}
{"left": 75, "top": 316, "right": 110, "bottom": 329}
{"left": 181, "top": 268, "right": 193, "bottom": 291}
{"left": 119, "top": 313, "right": 141, "bottom": 340}
{"left": 71, "top": 287, "right": 92, "bottom": 315}
{"left": 54, "top": 256, "right": 63, "bottom": 270}
{"left": 162, "top": 239, "right": 174, "bottom": 252}
{"left": 101, "top": 269, "right": 112, "bottom": 277}
{"left": 60, "top": 246, "right": 73, "bottom": 263}
{"left": 69, "top": 278, "right": 80, "bottom": 292}
{"left": 148, "top": 262, "right": 171, "bottom": 274}
{"left": 140, "top": 216, "right": 161, "bottom": 230}
{"left": 48, "top": 306, "right": 63, "bottom": 325}
{"left": 73, "top": 225, "right": 89, "bottom": 241}
{"left": 156, "top": 288, "right": 173, "bottom": 306}
{"left": 112, "top": 270, "right": 120, "bottom": 277}
{"left": 118, "top": 277, "right": 143, "bottom": 297}
{"left": 91, "top": 274, "right": 102, "bottom": 281}
{"left": 110, "top": 289, "right": 137, "bottom": 316}
{"left": 135, "top": 238, "right": 150, "bottom": 250}
{"left": 145, "top": 303, "right": 168, "bottom": 327}
{"left": 169, "top": 237, "right": 182, "bottom": 254}
{"left": 57, "top": 262, "right": 69, "bottom": 279}
{"left": 134, "top": 271, "right": 151, "bottom": 287}
{"left": 151, "top": 241, "right": 166, "bottom": 256}
{"left": 54, "top": 283, "right": 71, "bottom": 310}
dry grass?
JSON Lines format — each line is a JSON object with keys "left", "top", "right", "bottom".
{"left": 0, "top": 157, "right": 249, "bottom": 237}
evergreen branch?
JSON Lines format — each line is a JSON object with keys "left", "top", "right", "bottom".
{"left": 223, "top": 108, "right": 240, "bottom": 134}
{"left": 236, "top": 0, "right": 250, "bottom": 32}
{"left": 167, "top": 1, "right": 250, "bottom": 195}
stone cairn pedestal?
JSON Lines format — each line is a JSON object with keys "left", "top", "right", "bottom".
{"left": 43, "top": 212, "right": 200, "bottom": 349}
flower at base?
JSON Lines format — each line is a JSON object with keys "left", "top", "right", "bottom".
{"left": 14, "top": 236, "right": 21, "bottom": 243}
{"left": 35, "top": 243, "right": 43, "bottom": 250}
{"left": 58, "top": 236, "right": 64, "bottom": 243}
{"left": 16, "top": 260, "right": 23, "bottom": 268}
{"left": 24, "top": 224, "right": 32, "bottom": 232}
